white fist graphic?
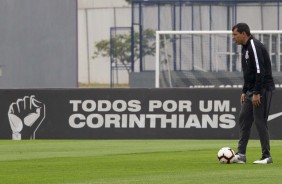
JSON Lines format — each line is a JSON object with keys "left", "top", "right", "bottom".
{"left": 8, "top": 95, "right": 45, "bottom": 140}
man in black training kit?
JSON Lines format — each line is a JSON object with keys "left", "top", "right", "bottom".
{"left": 232, "top": 23, "right": 275, "bottom": 164}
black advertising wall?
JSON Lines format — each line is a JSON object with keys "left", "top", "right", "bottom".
{"left": 0, "top": 88, "right": 282, "bottom": 140}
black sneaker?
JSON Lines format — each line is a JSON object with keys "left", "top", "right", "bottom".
{"left": 253, "top": 157, "right": 273, "bottom": 164}
{"left": 233, "top": 153, "right": 246, "bottom": 164}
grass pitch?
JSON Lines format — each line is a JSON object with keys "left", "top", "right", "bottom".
{"left": 0, "top": 140, "right": 282, "bottom": 184}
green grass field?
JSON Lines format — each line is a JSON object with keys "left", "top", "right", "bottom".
{"left": 0, "top": 140, "right": 281, "bottom": 184}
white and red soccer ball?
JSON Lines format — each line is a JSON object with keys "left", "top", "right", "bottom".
{"left": 217, "top": 147, "right": 235, "bottom": 164}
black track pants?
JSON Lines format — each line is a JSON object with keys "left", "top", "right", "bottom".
{"left": 237, "top": 89, "right": 273, "bottom": 158}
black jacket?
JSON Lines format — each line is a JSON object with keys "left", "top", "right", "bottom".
{"left": 241, "top": 35, "right": 275, "bottom": 94}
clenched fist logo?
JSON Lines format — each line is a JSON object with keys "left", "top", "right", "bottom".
{"left": 8, "top": 95, "right": 46, "bottom": 140}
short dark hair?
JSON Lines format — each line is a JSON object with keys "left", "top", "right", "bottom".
{"left": 232, "top": 23, "right": 251, "bottom": 36}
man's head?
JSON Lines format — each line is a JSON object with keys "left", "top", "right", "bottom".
{"left": 232, "top": 23, "right": 251, "bottom": 45}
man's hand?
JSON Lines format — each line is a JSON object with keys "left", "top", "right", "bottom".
{"left": 8, "top": 95, "right": 45, "bottom": 140}
{"left": 240, "top": 93, "right": 246, "bottom": 105}
{"left": 252, "top": 94, "right": 261, "bottom": 107}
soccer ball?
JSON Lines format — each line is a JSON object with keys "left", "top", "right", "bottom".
{"left": 217, "top": 147, "right": 235, "bottom": 164}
